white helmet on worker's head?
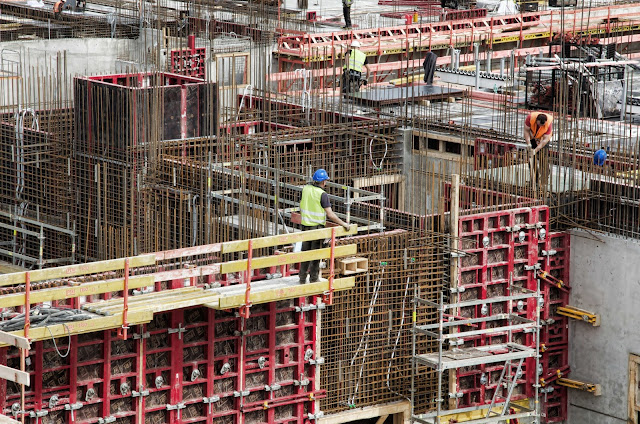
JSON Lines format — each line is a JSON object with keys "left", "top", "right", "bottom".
{"left": 351, "top": 40, "right": 361, "bottom": 48}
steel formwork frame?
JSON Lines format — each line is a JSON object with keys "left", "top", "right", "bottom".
{"left": 0, "top": 227, "right": 360, "bottom": 423}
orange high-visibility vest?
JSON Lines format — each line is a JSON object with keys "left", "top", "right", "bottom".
{"left": 528, "top": 112, "right": 553, "bottom": 139}
{"left": 53, "top": 1, "right": 63, "bottom": 12}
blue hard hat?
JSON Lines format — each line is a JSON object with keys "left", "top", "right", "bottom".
{"left": 594, "top": 149, "right": 607, "bottom": 166}
{"left": 312, "top": 168, "right": 329, "bottom": 182}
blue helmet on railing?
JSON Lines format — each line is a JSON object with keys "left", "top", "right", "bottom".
{"left": 313, "top": 168, "right": 329, "bottom": 182}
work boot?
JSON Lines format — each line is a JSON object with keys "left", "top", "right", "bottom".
{"left": 299, "top": 274, "right": 308, "bottom": 284}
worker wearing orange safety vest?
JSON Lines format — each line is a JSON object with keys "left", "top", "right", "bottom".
{"left": 298, "top": 169, "right": 351, "bottom": 285}
{"left": 53, "top": 0, "right": 65, "bottom": 18}
{"left": 524, "top": 111, "right": 553, "bottom": 194}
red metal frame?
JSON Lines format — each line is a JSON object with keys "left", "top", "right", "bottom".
{"left": 455, "top": 206, "right": 550, "bottom": 406}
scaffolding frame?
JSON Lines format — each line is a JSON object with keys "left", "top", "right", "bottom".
{"left": 411, "top": 281, "right": 542, "bottom": 424}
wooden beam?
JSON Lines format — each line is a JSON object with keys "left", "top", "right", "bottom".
{"left": 220, "top": 244, "right": 357, "bottom": 274}
{"left": 0, "top": 414, "right": 20, "bottom": 424}
{"left": 212, "top": 277, "right": 356, "bottom": 309}
{"left": 0, "top": 275, "right": 155, "bottom": 309}
{"left": 0, "top": 254, "right": 155, "bottom": 286}
{"left": 0, "top": 331, "right": 30, "bottom": 350}
{"left": 221, "top": 225, "right": 356, "bottom": 254}
{"left": 318, "top": 401, "right": 410, "bottom": 424}
{"left": 374, "top": 415, "right": 389, "bottom": 424}
{"left": 0, "top": 364, "right": 30, "bottom": 386}
{"left": 0, "top": 310, "right": 153, "bottom": 347}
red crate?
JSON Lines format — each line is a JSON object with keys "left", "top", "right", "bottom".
{"left": 1, "top": 299, "right": 322, "bottom": 423}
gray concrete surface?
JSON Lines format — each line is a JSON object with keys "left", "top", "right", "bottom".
{"left": 568, "top": 229, "right": 640, "bottom": 424}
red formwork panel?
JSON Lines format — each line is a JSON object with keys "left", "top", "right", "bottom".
{"left": 0, "top": 299, "right": 322, "bottom": 424}
{"left": 538, "top": 232, "right": 570, "bottom": 422}
{"left": 455, "top": 206, "right": 550, "bottom": 407}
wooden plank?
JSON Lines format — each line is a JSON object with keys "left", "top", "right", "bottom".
{"left": 0, "top": 275, "right": 155, "bottom": 309}
{"left": 0, "top": 254, "right": 156, "bottom": 286}
{"left": 155, "top": 243, "right": 222, "bottom": 261}
{"left": 0, "top": 331, "right": 30, "bottom": 350}
{"left": 152, "top": 263, "right": 221, "bottom": 282}
{"left": 221, "top": 225, "right": 357, "bottom": 254}
{"left": 0, "top": 414, "right": 20, "bottom": 424}
{"left": 220, "top": 244, "right": 357, "bottom": 275}
{"left": 318, "top": 401, "right": 411, "bottom": 424}
{"left": 213, "top": 277, "right": 355, "bottom": 309}
{"left": 0, "top": 364, "right": 30, "bottom": 386}
{"left": 0, "top": 310, "right": 153, "bottom": 347}
{"left": 83, "top": 287, "right": 201, "bottom": 312}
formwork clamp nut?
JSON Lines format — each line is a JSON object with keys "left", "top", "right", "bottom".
{"left": 505, "top": 225, "right": 521, "bottom": 233}
{"left": 448, "top": 392, "right": 463, "bottom": 398}
{"left": 524, "top": 263, "right": 541, "bottom": 271}
{"left": 132, "top": 390, "right": 149, "bottom": 398}
{"left": 309, "top": 357, "right": 324, "bottom": 365}
{"left": 132, "top": 332, "right": 150, "bottom": 340}
{"left": 64, "top": 403, "right": 83, "bottom": 411}
{"left": 295, "top": 379, "right": 310, "bottom": 387}
{"left": 265, "top": 383, "right": 282, "bottom": 392}
{"left": 308, "top": 411, "right": 325, "bottom": 420}
{"left": 29, "top": 410, "right": 49, "bottom": 418}
{"left": 450, "top": 251, "right": 467, "bottom": 258}
{"left": 166, "top": 403, "right": 185, "bottom": 411}
{"left": 234, "top": 390, "right": 251, "bottom": 398}
{"left": 203, "top": 396, "right": 220, "bottom": 404}
{"left": 450, "top": 286, "right": 465, "bottom": 294}
{"left": 98, "top": 417, "right": 116, "bottom": 424}
{"left": 541, "top": 249, "right": 557, "bottom": 257}
{"left": 168, "top": 324, "right": 186, "bottom": 338}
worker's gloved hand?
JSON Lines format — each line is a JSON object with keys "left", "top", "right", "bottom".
{"left": 342, "top": 223, "right": 351, "bottom": 231}
{"left": 362, "top": 79, "right": 368, "bottom": 85}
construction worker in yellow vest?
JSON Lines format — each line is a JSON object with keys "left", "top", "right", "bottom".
{"left": 298, "top": 169, "right": 351, "bottom": 284}
{"left": 524, "top": 111, "right": 553, "bottom": 193}
{"left": 342, "top": 41, "right": 369, "bottom": 96}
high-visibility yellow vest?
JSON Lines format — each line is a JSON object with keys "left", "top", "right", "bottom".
{"left": 300, "top": 184, "right": 327, "bottom": 227}
{"left": 344, "top": 49, "right": 366, "bottom": 73}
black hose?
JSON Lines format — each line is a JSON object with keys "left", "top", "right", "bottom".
{"left": 0, "top": 307, "right": 92, "bottom": 332}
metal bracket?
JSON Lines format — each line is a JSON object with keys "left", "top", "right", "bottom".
{"left": 541, "top": 249, "right": 557, "bottom": 257}
{"left": 98, "top": 417, "right": 116, "bottom": 424}
{"left": 448, "top": 339, "right": 464, "bottom": 346}
{"left": 264, "top": 384, "right": 282, "bottom": 392}
{"left": 450, "top": 251, "right": 467, "bottom": 258}
{"left": 234, "top": 390, "right": 250, "bottom": 397}
{"left": 450, "top": 286, "right": 466, "bottom": 294}
{"left": 166, "top": 403, "right": 186, "bottom": 411}
{"left": 309, "top": 357, "right": 324, "bottom": 365}
{"left": 64, "top": 402, "right": 83, "bottom": 421}
{"left": 308, "top": 411, "right": 325, "bottom": 420}
{"left": 505, "top": 225, "right": 521, "bottom": 233}
{"left": 448, "top": 392, "right": 464, "bottom": 398}
{"left": 203, "top": 396, "right": 220, "bottom": 415}
{"left": 294, "top": 379, "right": 310, "bottom": 387}
{"left": 524, "top": 263, "right": 541, "bottom": 271}
{"left": 29, "top": 410, "right": 48, "bottom": 418}
{"left": 132, "top": 332, "right": 150, "bottom": 339}
{"left": 295, "top": 302, "right": 326, "bottom": 313}
{"left": 131, "top": 390, "right": 149, "bottom": 398}
{"left": 168, "top": 323, "right": 185, "bottom": 338}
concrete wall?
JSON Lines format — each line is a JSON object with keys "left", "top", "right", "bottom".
{"left": 0, "top": 38, "right": 134, "bottom": 107}
{"left": 568, "top": 229, "right": 640, "bottom": 423}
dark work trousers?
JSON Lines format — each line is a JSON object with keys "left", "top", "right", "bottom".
{"left": 343, "top": 6, "right": 352, "bottom": 27}
{"left": 423, "top": 51, "right": 437, "bottom": 84}
{"left": 299, "top": 225, "right": 323, "bottom": 284}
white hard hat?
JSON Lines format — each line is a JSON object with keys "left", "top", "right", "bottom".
{"left": 351, "top": 40, "right": 361, "bottom": 48}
